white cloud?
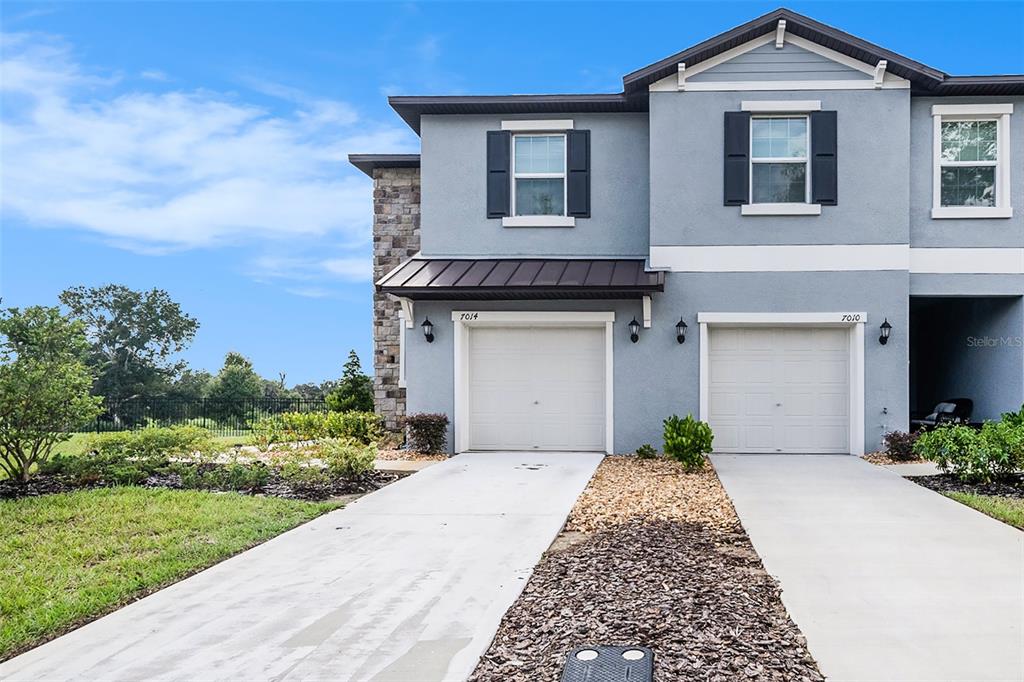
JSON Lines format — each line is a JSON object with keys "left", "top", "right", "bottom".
{"left": 0, "top": 32, "right": 417, "bottom": 251}
{"left": 322, "top": 257, "right": 371, "bottom": 282}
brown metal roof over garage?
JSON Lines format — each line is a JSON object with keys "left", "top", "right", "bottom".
{"left": 376, "top": 258, "right": 664, "bottom": 300}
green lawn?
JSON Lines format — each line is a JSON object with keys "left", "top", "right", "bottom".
{"left": 1, "top": 487, "right": 340, "bottom": 659}
{"left": 946, "top": 492, "right": 1024, "bottom": 530}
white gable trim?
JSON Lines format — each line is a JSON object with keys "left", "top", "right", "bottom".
{"left": 775, "top": 19, "right": 787, "bottom": 49}
{"left": 649, "top": 32, "right": 910, "bottom": 92}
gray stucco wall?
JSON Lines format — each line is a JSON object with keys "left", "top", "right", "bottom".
{"left": 688, "top": 42, "right": 870, "bottom": 82}
{"left": 909, "top": 96, "right": 1024, "bottom": 248}
{"left": 404, "top": 270, "right": 909, "bottom": 454}
{"left": 420, "top": 113, "right": 649, "bottom": 258}
{"left": 910, "top": 296, "right": 1024, "bottom": 421}
{"left": 649, "top": 89, "right": 910, "bottom": 246}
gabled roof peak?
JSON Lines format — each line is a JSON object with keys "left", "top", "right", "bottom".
{"left": 622, "top": 7, "right": 946, "bottom": 93}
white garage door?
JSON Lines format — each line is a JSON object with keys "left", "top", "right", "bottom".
{"left": 708, "top": 327, "right": 850, "bottom": 454}
{"left": 468, "top": 326, "right": 605, "bottom": 451}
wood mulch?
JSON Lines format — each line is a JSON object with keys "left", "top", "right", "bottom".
{"left": 907, "top": 473, "right": 1024, "bottom": 499}
{"left": 469, "top": 457, "right": 823, "bottom": 682}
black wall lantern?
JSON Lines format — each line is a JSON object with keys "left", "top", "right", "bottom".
{"left": 421, "top": 317, "right": 435, "bottom": 343}
{"left": 675, "top": 318, "right": 688, "bottom": 344}
{"left": 879, "top": 318, "right": 892, "bottom": 345}
{"left": 628, "top": 317, "right": 641, "bottom": 343}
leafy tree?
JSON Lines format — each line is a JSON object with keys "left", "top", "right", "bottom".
{"left": 325, "top": 350, "right": 374, "bottom": 413}
{"left": 293, "top": 381, "right": 337, "bottom": 401}
{"left": 59, "top": 285, "right": 199, "bottom": 403}
{"left": 0, "top": 306, "right": 103, "bottom": 481}
{"left": 262, "top": 372, "right": 298, "bottom": 402}
{"left": 165, "top": 369, "right": 213, "bottom": 402}
{"left": 207, "top": 352, "right": 263, "bottom": 420}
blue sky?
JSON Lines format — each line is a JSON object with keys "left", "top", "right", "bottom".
{"left": 2, "top": 1, "right": 1022, "bottom": 385}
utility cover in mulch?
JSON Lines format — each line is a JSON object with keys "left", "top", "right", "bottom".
{"left": 907, "top": 473, "right": 1024, "bottom": 499}
{"left": 0, "top": 468, "right": 402, "bottom": 502}
{"left": 470, "top": 519, "right": 822, "bottom": 682}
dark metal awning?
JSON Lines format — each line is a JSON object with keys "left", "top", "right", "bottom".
{"left": 376, "top": 258, "right": 664, "bottom": 300}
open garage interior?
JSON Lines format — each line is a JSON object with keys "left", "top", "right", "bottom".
{"left": 910, "top": 296, "right": 1024, "bottom": 424}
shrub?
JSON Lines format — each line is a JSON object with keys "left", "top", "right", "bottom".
{"left": 406, "top": 413, "right": 449, "bottom": 454}
{"left": 663, "top": 414, "right": 713, "bottom": 471}
{"left": 914, "top": 422, "right": 1024, "bottom": 483}
{"left": 277, "top": 450, "right": 332, "bottom": 489}
{"left": 321, "top": 438, "right": 376, "bottom": 478}
{"left": 1001, "top": 404, "right": 1024, "bottom": 428}
{"left": 249, "top": 411, "right": 383, "bottom": 446}
{"left": 176, "top": 456, "right": 269, "bottom": 493}
{"left": 635, "top": 443, "right": 658, "bottom": 459}
{"left": 882, "top": 430, "right": 919, "bottom": 462}
{"left": 46, "top": 426, "right": 214, "bottom": 485}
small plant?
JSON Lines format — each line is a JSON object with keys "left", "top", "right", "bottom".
{"left": 321, "top": 438, "right": 376, "bottom": 479}
{"left": 1001, "top": 404, "right": 1024, "bottom": 427}
{"left": 913, "top": 422, "right": 1024, "bottom": 483}
{"left": 663, "top": 414, "right": 713, "bottom": 471}
{"left": 635, "top": 443, "right": 658, "bottom": 459}
{"left": 249, "top": 415, "right": 284, "bottom": 449}
{"left": 277, "top": 450, "right": 332, "bottom": 489}
{"left": 405, "top": 413, "right": 449, "bottom": 454}
{"left": 882, "top": 430, "right": 919, "bottom": 462}
{"left": 175, "top": 451, "right": 269, "bottom": 493}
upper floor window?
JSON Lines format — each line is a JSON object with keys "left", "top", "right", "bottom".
{"left": 512, "top": 134, "right": 566, "bottom": 216}
{"left": 750, "top": 116, "right": 809, "bottom": 204}
{"left": 931, "top": 104, "right": 1013, "bottom": 219}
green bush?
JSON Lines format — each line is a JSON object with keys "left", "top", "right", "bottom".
{"left": 322, "top": 438, "right": 376, "bottom": 478}
{"left": 1001, "top": 404, "right": 1024, "bottom": 428}
{"left": 882, "top": 430, "right": 919, "bottom": 461}
{"left": 913, "top": 422, "right": 1024, "bottom": 483}
{"left": 249, "top": 411, "right": 383, "bottom": 447}
{"left": 635, "top": 443, "right": 658, "bottom": 459}
{"left": 405, "top": 413, "right": 449, "bottom": 454}
{"left": 277, "top": 450, "right": 332, "bottom": 489}
{"left": 174, "top": 451, "right": 269, "bottom": 493}
{"left": 45, "top": 426, "right": 214, "bottom": 485}
{"left": 663, "top": 414, "right": 713, "bottom": 471}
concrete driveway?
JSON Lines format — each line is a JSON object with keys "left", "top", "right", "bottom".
{"left": 0, "top": 451, "right": 603, "bottom": 682}
{"left": 713, "top": 454, "right": 1024, "bottom": 682}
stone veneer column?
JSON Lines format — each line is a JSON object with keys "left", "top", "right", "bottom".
{"left": 372, "top": 167, "right": 421, "bottom": 432}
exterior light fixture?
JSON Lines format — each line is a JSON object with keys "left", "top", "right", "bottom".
{"left": 675, "top": 318, "right": 688, "bottom": 344}
{"left": 879, "top": 318, "right": 892, "bottom": 345}
{"left": 628, "top": 317, "right": 641, "bottom": 343}
{"left": 421, "top": 317, "right": 435, "bottom": 343}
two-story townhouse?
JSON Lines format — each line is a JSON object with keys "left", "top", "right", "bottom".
{"left": 352, "top": 8, "right": 1024, "bottom": 456}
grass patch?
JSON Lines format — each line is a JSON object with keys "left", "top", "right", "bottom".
{"left": 946, "top": 492, "right": 1024, "bottom": 530}
{"left": 0, "top": 487, "right": 341, "bottom": 659}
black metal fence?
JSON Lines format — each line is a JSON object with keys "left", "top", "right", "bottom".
{"left": 92, "top": 398, "right": 330, "bottom": 436}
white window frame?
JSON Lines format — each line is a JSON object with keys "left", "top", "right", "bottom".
{"left": 744, "top": 114, "right": 820, "bottom": 216}
{"left": 510, "top": 132, "right": 568, "bottom": 221}
{"left": 931, "top": 104, "right": 1013, "bottom": 219}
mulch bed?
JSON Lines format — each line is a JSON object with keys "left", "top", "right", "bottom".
{"left": 469, "top": 457, "right": 824, "bottom": 682}
{"left": 376, "top": 448, "right": 449, "bottom": 462}
{"left": 907, "top": 473, "right": 1024, "bottom": 499}
{"left": 0, "top": 467, "right": 403, "bottom": 502}
{"left": 862, "top": 452, "right": 926, "bottom": 466}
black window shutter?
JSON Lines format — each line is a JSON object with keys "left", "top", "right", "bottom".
{"left": 811, "top": 111, "right": 838, "bottom": 205}
{"left": 723, "top": 112, "right": 751, "bottom": 205}
{"left": 486, "top": 130, "right": 511, "bottom": 218}
{"left": 566, "top": 130, "right": 591, "bottom": 218}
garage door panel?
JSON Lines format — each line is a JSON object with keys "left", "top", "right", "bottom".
{"left": 468, "top": 325, "right": 605, "bottom": 451}
{"left": 709, "top": 326, "right": 850, "bottom": 454}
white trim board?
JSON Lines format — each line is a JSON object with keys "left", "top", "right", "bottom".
{"left": 650, "top": 245, "right": 1024, "bottom": 274}
{"left": 450, "top": 310, "right": 615, "bottom": 454}
{"left": 742, "top": 100, "right": 822, "bottom": 112}
{"left": 501, "top": 119, "right": 574, "bottom": 131}
{"left": 910, "top": 248, "right": 1024, "bottom": 275}
{"left": 697, "top": 312, "right": 867, "bottom": 456}
{"left": 649, "top": 245, "right": 909, "bottom": 272}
